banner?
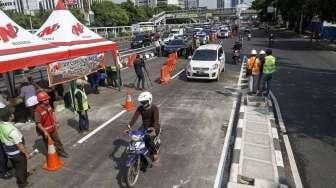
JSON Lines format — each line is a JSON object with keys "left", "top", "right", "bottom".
{"left": 47, "top": 53, "right": 105, "bottom": 86}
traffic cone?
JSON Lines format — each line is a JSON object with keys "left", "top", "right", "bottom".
{"left": 43, "top": 137, "right": 64, "bottom": 171}
{"left": 123, "top": 91, "right": 135, "bottom": 111}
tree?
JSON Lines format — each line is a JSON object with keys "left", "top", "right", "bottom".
{"left": 252, "top": 0, "right": 336, "bottom": 25}
{"left": 91, "top": 1, "right": 129, "bottom": 26}
{"left": 69, "top": 8, "right": 85, "bottom": 23}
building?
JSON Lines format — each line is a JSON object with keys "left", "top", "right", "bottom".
{"left": 198, "top": 0, "right": 216, "bottom": 9}
{"left": 186, "top": 0, "right": 199, "bottom": 9}
{"left": 133, "top": 0, "right": 157, "bottom": 7}
{"left": 157, "top": 0, "right": 185, "bottom": 9}
{"left": 0, "top": 0, "right": 56, "bottom": 14}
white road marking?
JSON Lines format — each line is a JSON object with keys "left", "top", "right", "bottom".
{"left": 77, "top": 110, "right": 127, "bottom": 144}
{"left": 272, "top": 127, "right": 279, "bottom": 139}
{"left": 234, "top": 138, "right": 242, "bottom": 150}
{"left": 229, "top": 163, "right": 239, "bottom": 183}
{"left": 275, "top": 150, "right": 284, "bottom": 167}
{"left": 171, "top": 69, "right": 185, "bottom": 79}
{"left": 270, "top": 91, "right": 303, "bottom": 188}
{"left": 213, "top": 99, "right": 238, "bottom": 188}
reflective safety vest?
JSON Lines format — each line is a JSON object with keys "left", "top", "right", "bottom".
{"left": 75, "top": 89, "right": 89, "bottom": 111}
{"left": 35, "top": 104, "right": 56, "bottom": 133}
{"left": 263, "top": 55, "right": 276, "bottom": 74}
{"left": 0, "top": 122, "right": 21, "bottom": 157}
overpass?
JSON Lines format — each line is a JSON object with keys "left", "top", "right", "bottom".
{"left": 150, "top": 8, "right": 258, "bottom": 25}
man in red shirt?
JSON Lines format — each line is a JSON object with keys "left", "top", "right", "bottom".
{"left": 34, "top": 91, "right": 68, "bottom": 158}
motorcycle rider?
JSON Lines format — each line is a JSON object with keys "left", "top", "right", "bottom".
{"left": 233, "top": 40, "right": 242, "bottom": 51}
{"left": 269, "top": 33, "right": 274, "bottom": 46}
{"left": 127, "top": 91, "right": 160, "bottom": 161}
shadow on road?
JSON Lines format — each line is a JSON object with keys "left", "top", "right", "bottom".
{"left": 252, "top": 40, "right": 327, "bottom": 51}
{"left": 109, "top": 138, "right": 129, "bottom": 188}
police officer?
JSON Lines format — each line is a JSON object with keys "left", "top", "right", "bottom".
{"left": 75, "top": 80, "right": 90, "bottom": 133}
{"left": 128, "top": 92, "right": 160, "bottom": 161}
{"left": 0, "top": 107, "right": 30, "bottom": 187}
{"left": 34, "top": 91, "right": 69, "bottom": 158}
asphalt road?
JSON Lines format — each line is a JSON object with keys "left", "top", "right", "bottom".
{"left": 243, "top": 29, "right": 336, "bottom": 188}
{"left": 1, "top": 39, "right": 241, "bottom": 187}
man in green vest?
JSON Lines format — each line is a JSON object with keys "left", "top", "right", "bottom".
{"left": 262, "top": 49, "right": 277, "bottom": 96}
{"left": 0, "top": 107, "right": 30, "bottom": 187}
{"left": 75, "top": 79, "right": 90, "bottom": 133}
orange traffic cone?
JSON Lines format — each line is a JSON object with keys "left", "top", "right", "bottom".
{"left": 43, "top": 137, "right": 64, "bottom": 171}
{"left": 123, "top": 91, "right": 135, "bottom": 111}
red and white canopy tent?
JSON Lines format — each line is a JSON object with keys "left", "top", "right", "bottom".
{"left": 0, "top": 10, "right": 68, "bottom": 73}
{"left": 35, "top": 1, "right": 118, "bottom": 60}
{"left": 34, "top": 1, "right": 119, "bottom": 86}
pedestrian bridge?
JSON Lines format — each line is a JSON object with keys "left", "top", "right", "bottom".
{"left": 150, "top": 8, "right": 258, "bottom": 25}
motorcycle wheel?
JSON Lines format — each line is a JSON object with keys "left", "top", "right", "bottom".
{"left": 126, "top": 157, "right": 141, "bottom": 187}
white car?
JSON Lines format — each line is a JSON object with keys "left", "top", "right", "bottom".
{"left": 186, "top": 44, "right": 225, "bottom": 81}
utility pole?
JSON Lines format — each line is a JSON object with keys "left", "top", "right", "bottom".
{"left": 299, "top": 4, "right": 304, "bottom": 34}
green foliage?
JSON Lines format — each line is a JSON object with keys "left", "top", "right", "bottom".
{"left": 252, "top": 0, "right": 336, "bottom": 23}
{"left": 91, "top": 1, "right": 129, "bottom": 26}
{"left": 3, "top": 1, "right": 184, "bottom": 28}
{"left": 69, "top": 8, "right": 85, "bottom": 23}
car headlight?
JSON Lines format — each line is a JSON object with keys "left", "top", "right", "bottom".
{"left": 212, "top": 64, "right": 219, "bottom": 70}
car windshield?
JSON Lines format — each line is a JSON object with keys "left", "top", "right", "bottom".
{"left": 134, "top": 35, "right": 145, "bottom": 40}
{"left": 192, "top": 50, "right": 217, "bottom": 61}
{"left": 168, "top": 40, "right": 184, "bottom": 46}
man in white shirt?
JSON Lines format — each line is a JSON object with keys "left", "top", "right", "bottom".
{"left": 19, "top": 77, "right": 38, "bottom": 122}
{"left": 0, "top": 107, "right": 30, "bottom": 187}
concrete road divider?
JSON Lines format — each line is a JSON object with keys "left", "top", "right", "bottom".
{"left": 160, "top": 52, "right": 178, "bottom": 85}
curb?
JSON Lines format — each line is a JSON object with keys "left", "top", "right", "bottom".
{"left": 266, "top": 97, "right": 287, "bottom": 186}
{"left": 269, "top": 91, "right": 304, "bottom": 188}
{"left": 229, "top": 98, "right": 244, "bottom": 183}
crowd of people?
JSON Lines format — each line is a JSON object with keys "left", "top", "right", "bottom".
{"left": 246, "top": 48, "right": 277, "bottom": 96}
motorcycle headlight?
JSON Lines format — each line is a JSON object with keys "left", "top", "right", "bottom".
{"left": 212, "top": 64, "right": 219, "bottom": 70}
{"left": 131, "top": 135, "right": 141, "bottom": 141}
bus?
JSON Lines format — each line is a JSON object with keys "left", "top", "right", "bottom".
{"left": 132, "top": 22, "right": 155, "bottom": 33}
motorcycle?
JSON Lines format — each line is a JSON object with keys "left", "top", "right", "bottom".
{"left": 125, "top": 129, "right": 161, "bottom": 187}
{"left": 268, "top": 34, "right": 274, "bottom": 47}
{"left": 232, "top": 49, "right": 241, "bottom": 64}
{"left": 247, "top": 33, "right": 252, "bottom": 41}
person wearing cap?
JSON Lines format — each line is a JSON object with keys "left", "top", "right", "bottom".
{"left": 34, "top": 91, "right": 68, "bottom": 158}
{"left": 75, "top": 80, "right": 90, "bottom": 133}
{"left": 247, "top": 49, "right": 261, "bottom": 94}
{"left": 0, "top": 107, "right": 30, "bottom": 187}
{"left": 257, "top": 50, "right": 266, "bottom": 95}
{"left": 261, "top": 49, "right": 277, "bottom": 96}
{"left": 0, "top": 100, "right": 13, "bottom": 180}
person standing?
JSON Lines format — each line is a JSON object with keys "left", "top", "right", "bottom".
{"left": 133, "top": 55, "right": 146, "bottom": 90}
{"left": 262, "top": 49, "right": 277, "bottom": 96}
{"left": 34, "top": 91, "right": 69, "bottom": 158}
{"left": 257, "top": 50, "right": 266, "bottom": 95}
{"left": 247, "top": 49, "right": 261, "bottom": 94}
{"left": 0, "top": 107, "right": 30, "bottom": 187}
{"left": 74, "top": 80, "right": 90, "bottom": 133}
{"left": 154, "top": 39, "right": 161, "bottom": 57}
{"left": 0, "top": 101, "right": 13, "bottom": 180}
{"left": 19, "top": 77, "right": 39, "bottom": 122}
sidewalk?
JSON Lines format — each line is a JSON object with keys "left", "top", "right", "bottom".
{"left": 228, "top": 95, "right": 287, "bottom": 188}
